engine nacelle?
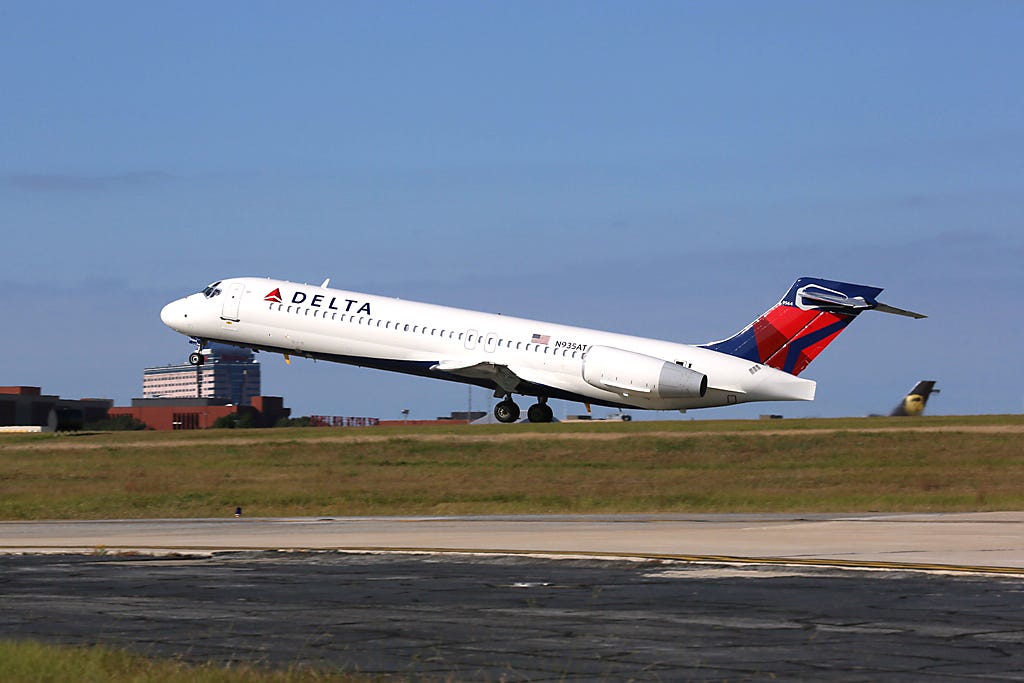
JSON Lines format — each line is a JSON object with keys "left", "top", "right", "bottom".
{"left": 582, "top": 346, "right": 708, "bottom": 399}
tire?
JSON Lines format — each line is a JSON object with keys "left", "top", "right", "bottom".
{"left": 188, "top": 352, "right": 204, "bottom": 366}
{"left": 622, "top": 414, "right": 632, "bottom": 422}
{"left": 494, "top": 401, "right": 520, "bottom": 423}
{"left": 528, "top": 403, "right": 554, "bottom": 423}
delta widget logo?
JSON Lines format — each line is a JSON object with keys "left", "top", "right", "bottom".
{"left": 263, "top": 286, "right": 373, "bottom": 315}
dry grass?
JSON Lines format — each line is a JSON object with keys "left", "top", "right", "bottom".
{"left": 0, "top": 639, "right": 389, "bottom": 682}
{"left": 1, "top": 415, "right": 1022, "bottom": 519}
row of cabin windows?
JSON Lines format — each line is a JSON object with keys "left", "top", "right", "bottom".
{"left": 268, "top": 302, "right": 581, "bottom": 359}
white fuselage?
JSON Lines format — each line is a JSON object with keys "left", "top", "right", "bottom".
{"left": 160, "top": 277, "right": 815, "bottom": 411}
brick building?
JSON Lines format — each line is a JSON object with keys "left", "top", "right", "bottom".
{"left": 143, "top": 344, "right": 260, "bottom": 406}
{"left": 0, "top": 386, "right": 113, "bottom": 431}
{"left": 108, "top": 396, "right": 289, "bottom": 431}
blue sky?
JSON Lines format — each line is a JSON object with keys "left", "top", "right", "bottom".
{"left": 1, "top": 1, "right": 1021, "bottom": 420}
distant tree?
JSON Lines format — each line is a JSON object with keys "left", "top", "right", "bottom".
{"left": 236, "top": 411, "right": 256, "bottom": 429}
{"left": 213, "top": 412, "right": 257, "bottom": 429}
{"left": 85, "top": 415, "right": 149, "bottom": 431}
{"left": 212, "top": 414, "right": 238, "bottom": 429}
{"left": 275, "top": 415, "right": 312, "bottom": 428}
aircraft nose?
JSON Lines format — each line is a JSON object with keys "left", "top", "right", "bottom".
{"left": 160, "top": 299, "right": 190, "bottom": 331}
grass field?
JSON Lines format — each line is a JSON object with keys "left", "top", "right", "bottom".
{"left": 1, "top": 415, "right": 1022, "bottom": 520}
{"left": 0, "top": 640, "right": 384, "bottom": 683}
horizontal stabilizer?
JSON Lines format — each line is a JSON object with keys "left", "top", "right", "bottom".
{"left": 873, "top": 303, "right": 927, "bottom": 319}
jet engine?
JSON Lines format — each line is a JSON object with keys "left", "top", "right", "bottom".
{"left": 582, "top": 345, "right": 708, "bottom": 399}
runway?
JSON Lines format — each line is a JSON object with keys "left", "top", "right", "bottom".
{"left": 3, "top": 514, "right": 1023, "bottom": 680}
{"left": 2, "top": 512, "right": 1023, "bottom": 572}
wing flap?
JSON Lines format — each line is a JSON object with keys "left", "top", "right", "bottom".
{"left": 431, "top": 360, "right": 523, "bottom": 394}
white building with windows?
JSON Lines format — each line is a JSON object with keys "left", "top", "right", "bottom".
{"left": 143, "top": 344, "right": 260, "bottom": 406}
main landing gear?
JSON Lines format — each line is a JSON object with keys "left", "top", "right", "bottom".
{"left": 494, "top": 398, "right": 520, "bottom": 423}
{"left": 493, "top": 395, "right": 553, "bottom": 424}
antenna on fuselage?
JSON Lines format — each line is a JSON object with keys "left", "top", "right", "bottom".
{"left": 320, "top": 278, "right": 330, "bottom": 288}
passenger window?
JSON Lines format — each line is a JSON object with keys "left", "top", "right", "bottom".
{"left": 405, "top": 324, "right": 410, "bottom": 332}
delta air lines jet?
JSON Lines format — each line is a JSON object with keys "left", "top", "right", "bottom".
{"left": 160, "top": 277, "right": 924, "bottom": 423}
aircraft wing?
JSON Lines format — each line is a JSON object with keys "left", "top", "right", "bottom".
{"left": 431, "top": 359, "right": 524, "bottom": 394}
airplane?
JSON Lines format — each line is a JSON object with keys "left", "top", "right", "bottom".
{"left": 890, "top": 380, "right": 939, "bottom": 416}
{"left": 160, "top": 276, "right": 925, "bottom": 423}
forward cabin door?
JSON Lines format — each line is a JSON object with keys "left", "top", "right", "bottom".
{"left": 221, "top": 282, "right": 245, "bottom": 321}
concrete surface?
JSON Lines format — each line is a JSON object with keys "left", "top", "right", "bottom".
{"left": 2, "top": 512, "right": 1022, "bottom": 572}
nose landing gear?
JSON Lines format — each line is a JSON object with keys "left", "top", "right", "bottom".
{"left": 187, "top": 339, "right": 208, "bottom": 366}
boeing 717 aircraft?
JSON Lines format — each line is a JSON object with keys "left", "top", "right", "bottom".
{"left": 160, "top": 277, "right": 924, "bottom": 423}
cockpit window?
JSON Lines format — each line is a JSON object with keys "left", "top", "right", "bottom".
{"left": 201, "top": 281, "right": 223, "bottom": 298}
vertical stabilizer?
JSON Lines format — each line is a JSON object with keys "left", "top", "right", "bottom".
{"left": 891, "top": 380, "right": 939, "bottom": 416}
{"left": 701, "top": 277, "right": 925, "bottom": 376}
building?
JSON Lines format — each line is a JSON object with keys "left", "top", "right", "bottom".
{"left": 108, "top": 396, "right": 290, "bottom": 431}
{"left": 143, "top": 344, "right": 260, "bottom": 406}
{"left": 0, "top": 386, "right": 113, "bottom": 431}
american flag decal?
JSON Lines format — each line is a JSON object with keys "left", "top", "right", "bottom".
{"left": 531, "top": 334, "right": 550, "bottom": 345}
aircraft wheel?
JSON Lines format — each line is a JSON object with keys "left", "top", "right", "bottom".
{"left": 494, "top": 400, "right": 520, "bottom": 424}
{"left": 622, "top": 414, "right": 632, "bottom": 422}
{"left": 188, "top": 352, "right": 205, "bottom": 366}
{"left": 527, "top": 403, "right": 554, "bottom": 423}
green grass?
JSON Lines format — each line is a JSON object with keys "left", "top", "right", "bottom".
{"left": 0, "top": 640, "right": 388, "bottom": 682}
{"left": 1, "top": 415, "right": 1022, "bottom": 519}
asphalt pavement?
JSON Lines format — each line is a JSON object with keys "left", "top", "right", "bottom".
{"left": 3, "top": 551, "right": 1024, "bottom": 681}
